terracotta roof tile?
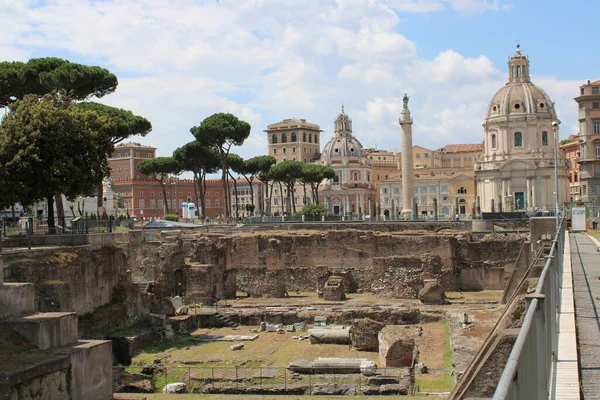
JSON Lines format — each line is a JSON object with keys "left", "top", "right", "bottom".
{"left": 438, "top": 143, "right": 483, "bottom": 153}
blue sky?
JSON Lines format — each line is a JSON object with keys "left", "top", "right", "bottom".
{"left": 1, "top": 0, "right": 597, "bottom": 161}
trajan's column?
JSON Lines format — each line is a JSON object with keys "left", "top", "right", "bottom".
{"left": 400, "top": 94, "right": 414, "bottom": 219}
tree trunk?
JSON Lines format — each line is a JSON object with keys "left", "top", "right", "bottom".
{"left": 47, "top": 195, "right": 56, "bottom": 234}
{"left": 159, "top": 176, "right": 169, "bottom": 214}
{"left": 97, "top": 182, "right": 104, "bottom": 207}
{"left": 229, "top": 171, "right": 239, "bottom": 219}
{"left": 54, "top": 193, "right": 66, "bottom": 231}
{"left": 278, "top": 182, "right": 284, "bottom": 214}
{"left": 289, "top": 181, "right": 297, "bottom": 214}
{"left": 221, "top": 166, "right": 230, "bottom": 219}
{"left": 302, "top": 182, "right": 308, "bottom": 206}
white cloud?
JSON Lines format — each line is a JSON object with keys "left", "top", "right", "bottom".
{"left": 0, "top": 0, "right": 576, "bottom": 162}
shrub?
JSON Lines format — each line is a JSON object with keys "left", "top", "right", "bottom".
{"left": 165, "top": 214, "right": 179, "bottom": 222}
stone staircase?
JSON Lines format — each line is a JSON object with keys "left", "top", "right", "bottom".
{"left": 214, "top": 312, "right": 238, "bottom": 328}
{"left": 1, "top": 256, "right": 113, "bottom": 400}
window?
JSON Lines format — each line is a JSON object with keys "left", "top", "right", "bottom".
{"left": 150, "top": 200, "right": 155, "bottom": 209}
{"left": 394, "top": 187, "right": 399, "bottom": 194}
{"left": 429, "top": 186, "right": 436, "bottom": 193}
{"left": 118, "top": 166, "right": 122, "bottom": 171}
{"left": 581, "top": 88, "right": 585, "bottom": 95}
{"left": 458, "top": 187, "right": 467, "bottom": 194}
{"left": 148, "top": 152, "right": 152, "bottom": 158}
{"left": 308, "top": 134, "right": 312, "bottom": 143}
{"left": 491, "top": 133, "right": 497, "bottom": 149}
{"left": 514, "top": 132, "right": 523, "bottom": 147}
{"left": 453, "top": 157, "right": 461, "bottom": 161}
{"left": 206, "top": 199, "right": 211, "bottom": 207}
{"left": 151, "top": 192, "right": 154, "bottom": 197}
{"left": 140, "top": 192, "right": 144, "bottom": 196}
{"left": 303, "top": 132, "right": 306, "bottom": 141}
{"left": 158, "top": 200, "right": 164, "bottom": 209}
{"left": 272, "top": 134, "right": 278, "bottom": 144}
{"left": 593, "top": 102, "right": 600, "bottom": 109}
{"left": 215, "top": 192, "right": 219, "bottom": 196}
{"left": 291, "top": 132, "right": 297, "bottom": 142}
{"left": 595, "top": 142, "right": 600, "bottom": 160}
{"left": 283, "top": 148, "right": 286, "bottom": 154}
{"left": 415, "top": 153, "right": 421, "bottom": 159}
{"left": 292, "top": 147, "right": 296, "bottom": 153}
{"left": 139, "top": 199, "right": 145, "bottom": 209}
{"left": 215, "top": 199, "right": 220, "bottom": 207}
{"left": 593, "top": 87, "right": 599, "bottom": 95}
{"left": 441, "top": 185, "right": 449, "bottom": 192}
{"left": 595, "top": 164, "right": 600, "bottom": 176}
{"left": 135, "top": 152, "right": 139, "bottom": 157}
{"left": 580, "top": 121, "right": 587, "bottom": 135}
{"left": 315, "top": 135, "right": 318, "bottom": 144}
{"left": 273, "top": 149, "right": 277, "bottom": 154}
{"left": 424, "top": 153, "right": 429, "bottom": 158}
{"left": 159, "top": 192, "right": 163, "bottom": 196}
{"left": 594, "top": 121, "right": 600, "bottom": 135}
{"left": 542, "top": 131, "right": 548, "bottom": 146}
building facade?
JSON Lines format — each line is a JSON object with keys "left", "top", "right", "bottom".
{"left": 318, "top": 109, "right": 377, "bottom": 216}
{"left": 559, "top": 134, "right": 582, "bottom": 202}
{"left": 574, "top": 79, "right": 600, "bottom": 204}
{"left": 108, "top": 142, "right": 157, "bottom": 183}
{"left": 475, "top": 46, "right": 568, "bottom": 213}
{"left": 264, "top": 118, "right": 322, "bottom": 164}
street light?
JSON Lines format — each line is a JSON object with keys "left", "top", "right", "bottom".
{"left": 552, "top": 120, "right": 561, "bottom": 229}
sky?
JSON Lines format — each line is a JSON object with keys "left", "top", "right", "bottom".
{"left": 2, "top": 0, "right": 597, "bottom": 161}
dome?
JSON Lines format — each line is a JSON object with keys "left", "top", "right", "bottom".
{"left": 320, "top": 109, "right": 368, "bottom": 162}
{"left": 485, "top": 46, "right": 557, "bottom": 121}
{"left": 321, "top": 135, "right": 367, "bottom": 159}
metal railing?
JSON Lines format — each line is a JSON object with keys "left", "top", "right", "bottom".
{"left": 113, "top": 365, "right": 410, "bottom": 395}
{"left": 492, "top": 216, "right": 565, "bottom": 399}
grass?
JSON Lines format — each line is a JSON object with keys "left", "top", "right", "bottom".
{"left": 0, "top": 324, "right": 59, "bottom": 373}
{"left": 414, "top": 319, "right": 454, "bottom": 394}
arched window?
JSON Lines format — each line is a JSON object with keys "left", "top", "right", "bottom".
{"left": 281, "top": 133, "right": 287, "bottom": 143}
{"left": 303, "top": 132, "right": 306, "bottom": 141}
{"left": 491, "top": 133, "right": 497, "bottom": 149}
{"left": 516, "top": 65, "right": 521, "bottom": 78}
{"left": 542, "top": 131, "right": 548, "bottom": 146}
{"left": 315, "top": 135, "right": 318, "bottom": 144}
{"left": 595, "top": 141, "right": 600, "bottom": 159}
{"left": 353, "top": 172, "right": 358, "bottom": 180}
{"left": 291, "top": 132, "right": 297, "bottom": 142}
{"left": 272, "top": 134, "right": 277, "bottom": 144}
{"left": 309, "top": 134, "right": 313, "bottom": 143}
{"left": 514, "top": 132, "right": 523, "bottom": 147}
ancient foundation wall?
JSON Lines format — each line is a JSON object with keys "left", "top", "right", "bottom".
{"left": 3, "top": 246, "right": 128, "bottom": 316}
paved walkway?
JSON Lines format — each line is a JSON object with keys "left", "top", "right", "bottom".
{"left": 571, "top": 233, "right": 600, "bottom": 399}
{"left": 551, "top": 231, "right": 580, "bottom": 400}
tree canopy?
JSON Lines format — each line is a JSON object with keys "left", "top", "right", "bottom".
{"left": 0, "top": 57, "right": 118, "bottom": 107}
{"left": 300, "top": 163, "right": 335, "bottom": 204}
{"left": 0, "top": 94, "right": 114, "bottom": 210}
{"left": 190, "top": 113, "right": 251, "bottom": 218}
{"left": 75, "top": 102, "right": 152, "bottom": 144}
{"left": 173, "top": 141, "right": 220, "bottom": 218}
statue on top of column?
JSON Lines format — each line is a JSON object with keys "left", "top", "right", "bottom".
{"left": 403, "top": 93, "right": 410, "bottom": 108}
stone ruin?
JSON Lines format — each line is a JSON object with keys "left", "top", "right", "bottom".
{"left": 350, "top": 318, "right": 386, "bottom": 351}
{"left": 378, "top": 325, "right": 418, "bottom": 367}
{"left": 323, "top": 275, "right": 346, "bottom": 301}
{"left": 418, "top": 279, "right": 448, "bottom": 304}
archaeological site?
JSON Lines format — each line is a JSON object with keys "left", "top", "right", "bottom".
{"left": 0, "top": 218, "right": 557, "bottom": 399}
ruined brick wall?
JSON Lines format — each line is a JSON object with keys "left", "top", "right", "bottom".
{"left": 372, "top": 255, "right": 444, "bottom": 298}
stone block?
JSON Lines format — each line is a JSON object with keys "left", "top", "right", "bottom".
{"left": 10, "top": 312, "right": 78, "bottom": 350}
{"left": 56, "top": 340, "right": 113, "bottom": 400}
{"left": 418, "top": 280, "right": 447, "bottom": 304}
{"left": 378, "top": 326, "right": 416, "bottom": 367}
{"left": 0, "top": 283, "right": 35, "bottom": 318}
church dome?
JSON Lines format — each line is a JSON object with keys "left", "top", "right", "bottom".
{"left": 321, "top": 109, "right": 368, "bottom": 161}
{"left": 485, "top": 45, "right": 557, "bottom": 121}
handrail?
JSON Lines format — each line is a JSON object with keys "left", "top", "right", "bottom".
{"left": 492, "top": 216, "right": 565, "bottom": 399}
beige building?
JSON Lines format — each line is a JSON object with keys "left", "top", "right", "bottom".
{"left": 574, "top": 79, "right": 600, "bottom": 203}
{"left": 438, "top": 143, "right": 482, "bottom": 169}
{"left": 319, "top": 109, "right": 377, "bottom": 216}
{"left": 264, "top": 118, "right": 322, "bottom": 164}
{"left": 559, "top": 134, "right": 582, "bottom": 202}
{"left": 380, "top": 169, "right": 476, "bottom": 218}
{"left": 367, "top": 149, "right": 400, "bottom": 183}
{"left": 413, "top": 145, "right": 440, "bottom": 169}
{"left": 475, "top": 45, "right": 568, "bottom": 213}
{"left": 264, "top": 118, "right": 322, "bottom": 214}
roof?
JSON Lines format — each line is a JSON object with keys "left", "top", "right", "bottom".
{"left": 265, "top": 118, "right": 321, "bottom": 131}
{"left": 590, "top": 80, "right": 600, "bottom": 85}
{"left": 438, "top": 143, "right": 483, "bottom": 153}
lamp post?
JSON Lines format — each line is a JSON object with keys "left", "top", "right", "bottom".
{"left": 552, "top": 120, "right": 561, "bottom": 229}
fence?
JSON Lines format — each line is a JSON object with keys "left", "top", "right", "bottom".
{"left": 113, "top": 365, "right": 410, "bottom": 395}
{"left": 1, "top": 216, "right": 131, "bottom": 236}
{"left": 492, "top": 216, "right": 565, "bottom": 399}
